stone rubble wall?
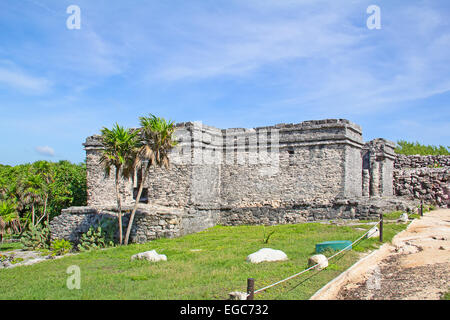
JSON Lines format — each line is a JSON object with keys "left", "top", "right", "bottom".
{"left": 218, "top": 197, "right": 417, "bottom": 226}
{"left": 394, "top": 154, "right": 450, "bottom": 169}
{"left": 393, "top": 167, "right": 450, "bottom": 208}
{"left": 393, "top": 155, "right": 450, "bottom": 208}
{"left": 50, "top": 205, "right": 220, "bottom": 244}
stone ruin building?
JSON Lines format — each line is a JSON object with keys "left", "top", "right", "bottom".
{"left": 51, "top": 119, "right": 448, "bottom": 243}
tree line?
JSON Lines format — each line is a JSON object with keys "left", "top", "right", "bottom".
{"left": 0, "top": 161, "right": 87, "bottom": 241}
{"left": 395, "top": 140, "right": 449, "bottom": 156}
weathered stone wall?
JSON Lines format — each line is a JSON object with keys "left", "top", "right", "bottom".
{"left": 220, "top": 145, "right": 343, "bottom": 208}
{"left": 218, "top": 120, "right": 364, "bottom": 208}
{"left": 344, "top": 144, "right": 363, "bottom": 198}
{"left": 83, "top": 119, "right": 367, "bottom": 210}
{"left": 395, "top": 155, "right": 450, "bottom": 169}
{"left": 84, "top": 137, "right": 135, "bottom": 207}
{"left": 50, "top": 205, "right": 219, "bottom": 244}
{"left": 218, "top": 197, "right": 417, "bottom": 226}
{"left": 393, "top": 154, "right": 450, "bottom": 207}
{"left": 394, "top": 168, "right": 450, "bottom": 208}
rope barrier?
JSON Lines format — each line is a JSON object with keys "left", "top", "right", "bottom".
{"left": 327, "top": 220, "right": 381, "bottom": 260}
{"left": 254, "top": 260, "right": 320, "bottom": 294}
{"left": 253, "top": 219, "right": 381, "bottom": 296}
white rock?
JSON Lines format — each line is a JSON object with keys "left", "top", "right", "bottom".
{"left": 246, "top": 248, "right": 288, "bottom": 264}
{"left": 131, "top": 250, "right": 167, "bottom": 262}
{"left": 398, "top": 213, "right": 409, "bottom": 223}
{"left": 308, "top": 254, "right": 328, "bottom": 270}
{"left": 367, "top": 226, "right": 380, "bottom": 239}
{"left": 229, "top": 292, "right": 248, "bottom": 300}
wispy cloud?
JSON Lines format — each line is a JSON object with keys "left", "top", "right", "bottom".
{"left": 0, "top": 62, "right": 51, "bottom": 94}
{"left": 35, "top": 146, "right": 55, "bottom": 157}
{"left": 155, "top": 9, "right": 361, "bottom": 81}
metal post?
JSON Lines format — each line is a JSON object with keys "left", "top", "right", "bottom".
{"left": 420, "top": 200, "right": 424, "bottom": 217}
{"left": 379, "top": 213, "right": 383, "bottom": 243}
{"left": 247, "top": 278, "right": 255, "bottom": 300}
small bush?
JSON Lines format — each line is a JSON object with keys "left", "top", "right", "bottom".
{"left": 262, "top": 226, "right": 275, "bottom": 244}
{"left": 50, "top": 239, "right": 73, "bottom": 256}
{"left": 10, "top": 257, "right": 24, "bottom": 264}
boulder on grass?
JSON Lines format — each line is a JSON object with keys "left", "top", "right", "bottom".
{"left": 131, "top": 250, "right": 167, "bottom": 262}
{"left": 229, "top": 292, "right": 248, "bottom": 300}
{"left": 246, "top": 248, "right": 288, "bottom": 264}
{"left": 308, "top": 254, "right": 328, "bottom": 270}
{"left": 367, "top": 226, "right": 380, "bottom": 239}
{"left": 398, "top": 213, "right": 409, "bottom": 223}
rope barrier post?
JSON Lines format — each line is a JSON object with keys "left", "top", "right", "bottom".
{"left": 420, "top": 200, "right": 424, "bottom": 217}
{"left": 247, "top": 278, "right": 255, "bottom": 300}
{"left": 379, "top": 213, "right": 383, "bottom": 243}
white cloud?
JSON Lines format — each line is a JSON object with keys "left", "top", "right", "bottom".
{"left": 155, "top": 9, "right": 361, "bottom": 81}
{"left": 0, "top": 64, "right": 51, "bottom": 94}
{"left": 35, "top": 146, "right": 55, "bottom": 157}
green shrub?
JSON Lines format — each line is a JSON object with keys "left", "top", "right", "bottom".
{"left": 10, "top": 257, "right": 24, "bottom": 264}
{"left": 77, "top": 227, "right": 112, "bottom": 251}
{"left": 21, "top": 222, "right": 50, "bottom": 250}
{"left": 77, "top": 218, "right": 116, "bottom": 252}
{"left": 97, "top": 217, "right": 117, "bottom": 244}
{"left": 50, "top": 239, "right": 72, "bottom": 256}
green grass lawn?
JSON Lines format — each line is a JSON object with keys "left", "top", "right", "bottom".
{"left": 383, "top": 211, "right": 421, "bottom": 220}
{"left": 0, "top": 221, "right": 407, "bottom": 300}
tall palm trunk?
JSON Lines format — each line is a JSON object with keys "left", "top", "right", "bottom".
{"left": 44, "top": 194, "right": 48, "bottom": 225}
{"left": 124, "top": 164, "right": 149, "bottom": 245}
{"left": 31, "top": 205, "right": 35, "bottom": 227}
{"left": 115, "top": 167, "right": 123, "bottom": 245}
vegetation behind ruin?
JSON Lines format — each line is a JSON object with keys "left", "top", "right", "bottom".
{"left": 0, "top": 161, "right": 87, "bottom": 237}
{"left": 395, "top": 140, "right": 450, "bottom": 156}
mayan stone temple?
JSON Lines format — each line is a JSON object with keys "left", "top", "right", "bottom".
{"left": 51, "top": 119, "right": 419, "bottom": 243}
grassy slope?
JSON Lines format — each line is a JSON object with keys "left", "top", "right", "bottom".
{"left": 0, "top": 221, "right": 407, "bottom": 300}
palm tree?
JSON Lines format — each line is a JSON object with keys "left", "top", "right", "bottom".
{"left": 99, "top": 123, "right": 140, "bottom": 245}
{"left": 16, "top": 174, "right": 43, "bottom": 227}
{"left": 33, "top": 161, "right": 55, "bottom": 225}
{"left": 0, "top": 200, "right": 20, "bottom": 243}
{"left": 123, "top": 114, "right": 177, "bottom": 245}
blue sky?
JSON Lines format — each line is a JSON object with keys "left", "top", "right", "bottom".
{"left": 0, "top": 0, "right": 449, "bottom": 165}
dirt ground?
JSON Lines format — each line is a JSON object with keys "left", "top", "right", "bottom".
{"left": 312, "top": 209, "right": 450, "bottom": 300}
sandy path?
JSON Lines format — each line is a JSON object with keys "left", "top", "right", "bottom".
{"left": 311, "top": 209, "right": 450, "bottom": 300}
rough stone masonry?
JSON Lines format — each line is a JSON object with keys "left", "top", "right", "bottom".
{"left": 394, "top": 155, "right": 450, "bottom": 208}
{"left": 51, "top": 119, "right": 428, "bottom": 243}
